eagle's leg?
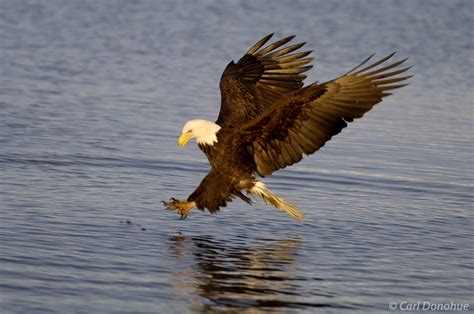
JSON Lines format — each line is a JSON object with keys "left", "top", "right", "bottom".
{"left": 161, "top": 198, "right": 196, "bottom": 219}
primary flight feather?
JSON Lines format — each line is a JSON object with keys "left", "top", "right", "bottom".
{"left": 163, "top": 33, "right": 411, "bottom": 221}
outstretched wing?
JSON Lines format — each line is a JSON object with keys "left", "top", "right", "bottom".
{"left": 217, "top": 34, "right": 314, "bottom": 127}
{"left": 241, "top": 53, "right": 412, "bottom": 176}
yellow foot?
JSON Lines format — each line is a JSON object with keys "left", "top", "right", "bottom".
{"left": 161, "top": 198, "right": 196, "bottom": 220}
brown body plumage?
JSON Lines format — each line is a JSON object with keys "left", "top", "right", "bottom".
{"left": 163, "top": 34, "right": 411, "bottom": 220}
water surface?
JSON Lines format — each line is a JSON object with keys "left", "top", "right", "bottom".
{"left": 0, "top": 0, "right": 472, "bottom": 313}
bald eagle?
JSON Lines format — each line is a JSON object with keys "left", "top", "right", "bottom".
{"left": 162, "top": 34, "right": 411, "bottom": 221}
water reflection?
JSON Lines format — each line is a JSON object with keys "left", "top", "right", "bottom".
{"left": 168, "top": 234, "right": 329, "bottom": 312}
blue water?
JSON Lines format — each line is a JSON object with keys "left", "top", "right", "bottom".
{"left": 0, "top": 0, "right": 472, "bottom": 313}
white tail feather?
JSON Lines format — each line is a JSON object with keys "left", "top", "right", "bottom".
{"left": 250, "top": 182, "right": 304, "bottom": 221}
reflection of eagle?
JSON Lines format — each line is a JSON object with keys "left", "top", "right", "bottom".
{"left": 163, "top": 34, "right": 411, "bottom": 220}
{"left": 168, "top": 235, "right": 307, "bottom": 310}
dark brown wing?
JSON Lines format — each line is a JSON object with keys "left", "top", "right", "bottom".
{"left": 216, "top": 34, "right": 314, "bottom": 127}
{"left": 241, "top": 53, "right": 412, "bottom": 176}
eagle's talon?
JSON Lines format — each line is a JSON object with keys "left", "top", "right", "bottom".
{"left": 162, "top": 198, "right": 196, "bottom": 219}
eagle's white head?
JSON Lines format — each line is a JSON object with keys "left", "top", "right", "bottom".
{"left": 178, "top": 119, "right": 221, "bottom": 147}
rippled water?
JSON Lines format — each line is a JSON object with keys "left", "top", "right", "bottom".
{"left": 1, "top": 0, "right": 472, "bottom": 313}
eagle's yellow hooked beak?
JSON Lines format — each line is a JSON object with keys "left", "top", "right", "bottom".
{"left": 178, "top": 131, "right": 193, "bottom": 147}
